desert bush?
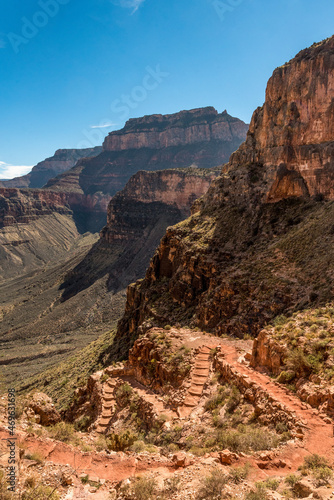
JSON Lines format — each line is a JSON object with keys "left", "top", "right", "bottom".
{"left": 74, "top": 415, "right": 92, "bottom": 432}
{"left": 228, "top": 464, "right": 250, "bottom": 484}
{"left": 24, "top": 451, "right": 44, "bottom": 464}
{"left": 116, "top": 383, "right": 133, "bottom": 405}
{"left": 130, "top": 440, "right": 146, "bottom": 453}
{"left": 263, "top": 478, "right": 280, "bottom": 491}
{"left": 95, "top": 435, "right": 108, "bottom": 451}
{"left": 163, "top": 475, "right": 180, "bottom": 495}
{"left": 276, "top": 370, "right": 296, "bottom": 384}
{"left": 225, "top": 386, "right": 241, "bottom": 414}
{"left": 48, "top": 422, "right": 77, "bottom": 444}
{"left": 313, "top": 466, "right": 333, "bottom": 486}
{"left": 196, "top": 469, "right": 228, "bottom": 499}
{"left": 107, "top": 430, "right": 137, "bottom": 452}
{"left": 0, "top": 470, "right": 15, "bottom": 499}
{"left": 285, "top": 349, "right": 312, "bottom": 376}
{"left": 132, "top": 476, "right": 158, "bottom": 500}
{"left": 246, "top": 483, "right": 268, "bottom": 500}
{"left": 22, "top": 484, "right": 59, "bottom": 499}
{"left": 215, "top": 426, "right": 279, "bottom": 453}
{"left": 285, "top": 474, "right": 299, "bottom": 487}
{"left": 205, "top": 386, "right": 229, "bottom": 411}
{"left": 303, "top": 453, "right": 329, "bottom": 470}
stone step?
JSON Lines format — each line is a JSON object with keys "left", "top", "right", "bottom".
{"left": 193, "top": 368, "right": 210, "bottom": 375}
{"left": 103, "top": 388, "right": 115, "bottom": 395}
{"left": 194, "top": 361, "right": 210, "bottom": 367}
{"left": 189, "top": 386, "right": 203, "bottom": 396}
{"left": 183, "top": 396, "right": 199, "bottom": 407}
{"left": 97, "top": 421, "right": 109, "bottom": 428}
{"left": 102, "top": 395, "right": 114, "bottom": 402}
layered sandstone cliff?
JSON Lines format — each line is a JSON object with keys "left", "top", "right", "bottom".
{"left": 0, "top": 188, "right": 72, "bottom": 227}
{"left": 103, "top": 107, "right": 247, "bottom": 151}
{"left": 0, "top": 147, "right": 102, "bottom": 189}
{"left": 101, "top": 167, "right": 219, "bottom": 245}
{"left": 46, "top": 108, "right": 248, "bottom": 198}
{"left": 115, "top": 36, "right": 334, "bottom": 353}
{"left": 0, "top": 187, "right": 109, "bottom": 233}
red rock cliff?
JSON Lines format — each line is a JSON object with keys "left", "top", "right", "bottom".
{"left": 103, "top": 107, "right": 247, "bottom": 151}
{"left": 115, "top": 36, "right": 334, "bottom": 352}
{"left": 230, "top": 37, "right": 334, "bottom": 201}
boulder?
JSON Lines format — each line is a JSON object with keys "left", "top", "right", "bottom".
{"left": 25, "top": 392, "right": 61, "bottom": 426}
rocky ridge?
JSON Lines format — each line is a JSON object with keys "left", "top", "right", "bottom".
{"left": 115, "top": 36, "right": 334, "bottom": 350}
{"left": 0, "top": 147, "right": 102, "bottom": 189}
{"left": 45, "top": 108, "right": 248, "bottom": 198}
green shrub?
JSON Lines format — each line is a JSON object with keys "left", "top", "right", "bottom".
{"left": 22, "top": 485, "right": 59, "bottom": 499}
{"left": 24, "top": 451, "right": 44, "bottom": 464}
{"left": 246, "top": 483, "right": 268, "bottom": 500}
{"left": 303, "top": 454, "right": 329, "bottom": 470}
{"left": 0, "top": 470, "right": 15, "bottom": 499}
{"left": 48, "top": 422, "right": 77, "bottom": 443}
{"left": 107, "top": 430, "right": 137, "bottom": 452}
{"left": 285, "top": 474, "right": 298, "bottom": 487}
{"left": 225, "top": 387, "right": 241, "bottom": 414}
{"left": 273, "top": 315, "right": 288, "bottom": 326}
{"left": 74, "top": 415, "right": 92, "bottom": 432}
{"left": 276, "top": 370, "right": 296, "bottom": 384}
{"left": 205, "top": 387, "right": 229, "bottom": 411}
{"left": 163, "top": 476, "right": 180, "bottom": 495}
{"left": 132, "top": 476, "right": 158, "bottom": 500}
{"left": 130, "top": 440, "right": 146, "bottom": 453}
{"left": 228, "top": 464, "right": 250, "bottom": 484}
{"left": 196, "top": 470, "right": 228, "bottom": 499}
{"left": 215, "top": 426, "right": 279, "bottom": 453}
{"left": 313, "top": 466, "right": 333, "bottom": 486}
{"left": 285, "top": 349, "right": 312, "bottom": 376}
{"left": 264, "top": 478, "right": 280, "bottom": 491}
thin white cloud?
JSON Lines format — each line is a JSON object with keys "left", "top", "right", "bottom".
{"left": 0, "top": 39, "right": 6, "bottom": 49}
{"left": 90, "top": 122, "right": 117, "bottom": 129}
{"left": 0, "top": 162, "right": 33, "bottom": 180}
{"left": 113, "top": 0, "right": 146, "bottom": 14}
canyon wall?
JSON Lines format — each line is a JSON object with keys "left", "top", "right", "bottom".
{"left": 46, "top": 108, "right": 248, "bottom": 198}
{"left": 101, "top": 167, "right": 219, "bottom": 245}
{"left": 0, "top": 147, "right": 102, "bottom": 189}
{"left": 103, "top": 107, "right": 247, "bottom": 151}
{"left": 115, "top": 36, "right": 334, "bottom": 353}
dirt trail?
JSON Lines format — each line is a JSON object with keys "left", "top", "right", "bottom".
{"left": 0, "top": 428, "right": 174, "bottom": 482}
{"left": 2, "top": 333, "right": 333, "bottom": 486}
{"left": 219, "top": 341, "right": 334, "bottom": 469}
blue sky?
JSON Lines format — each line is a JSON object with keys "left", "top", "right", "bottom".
{"left": 0, "top": 0, "right": 333, "bottom": 179}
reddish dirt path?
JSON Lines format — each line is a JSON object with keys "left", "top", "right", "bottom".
{"left": 218, "top": 341, "right": 334, "bottom": 471}
{"left": 0, "top": 427, "right": 174, "bottom": 482}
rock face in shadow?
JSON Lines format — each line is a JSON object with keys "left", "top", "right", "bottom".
{"left": 101, "top": 167, "right": 220, "bottom": 246}
{"left": 0, "top": 147, "right": 102, "bottom": 189}
{"left": 62, "top": 166, "right": 220, "bottom": 299}
{"left": 114, "top": 36, "right": 334, "bottom": 355}
{"left": 45, "top": 108, "right": 248, "bottom": 198}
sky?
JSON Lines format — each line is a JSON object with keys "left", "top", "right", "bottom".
{"left": 0, "top": 0, "right": 334, "bottom": 179}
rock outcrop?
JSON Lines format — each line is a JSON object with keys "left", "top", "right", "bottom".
{"left": 0, "top": 187, "right": 109, "bottom": 233}
{"left": 229, "top": 38, "right": 334, "bottom": 201}
{"left": 103, "top": 107, "right": 247, "bottom": 152}
{"left": 0, "top": 147, "right": 102, "bottom": 189}
{"left": 116, "top": 36, "right": 334, "bottom": 351}
{"left": 46, "top": 108, "right": 248, "bottom": 198}
{"left": 100, "top": 167, "right": 219, "bottom": 245}
{"left": 0, "top": 188, "right": 72, "bottom": 227}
